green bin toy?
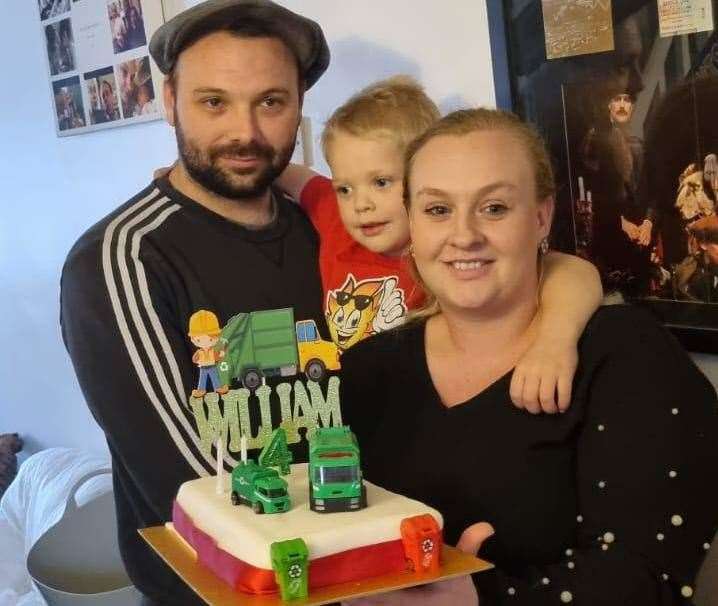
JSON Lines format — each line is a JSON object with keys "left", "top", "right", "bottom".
{"left": 270, "top": 538, "right": 309, "bottom": 601}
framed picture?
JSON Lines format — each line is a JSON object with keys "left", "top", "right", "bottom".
{"left": 39, "top": 0, "right": 167, "bottom": 136}
{"left": 488, "top": 0, "right": 718, "bottom": 352}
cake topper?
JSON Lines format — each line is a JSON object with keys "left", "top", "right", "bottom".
{"left": 216, "top": 308, "right": 340, "bottom": 391}
{"left": 188, "top": 309, "right": 229, "bottom": 398}
{"left": 215, "top": 437, "right": 224, "bottom": 495}
{"left": 259, "top": 428, "right": 293, "bottom": 475}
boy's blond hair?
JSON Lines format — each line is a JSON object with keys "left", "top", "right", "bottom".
{"left": 321, "top": 75, "right": 440, "bottom": 160}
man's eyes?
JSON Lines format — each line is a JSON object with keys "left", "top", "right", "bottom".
{"left": 200, "top": 96, "right": 286, "bottom": 110}
{"left": 202, "top": 97, "right": 223, "bottom": 110}
{"left": 261, "top": 96, "right": 285, "bottom": 109}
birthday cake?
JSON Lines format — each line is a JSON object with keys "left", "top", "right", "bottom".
{"left": 171, "top": 460, "right": 444, "bottom": 599}
{"left": 172, "top": 309, "right": 447, "bottom": 601}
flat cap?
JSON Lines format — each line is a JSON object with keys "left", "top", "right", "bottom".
{"left": 149, "top": 0, "right": 330, "bottom": 89}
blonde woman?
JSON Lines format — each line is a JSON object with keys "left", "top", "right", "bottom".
{"left": 341, "top": 109, "right": 718, "bottom": 605}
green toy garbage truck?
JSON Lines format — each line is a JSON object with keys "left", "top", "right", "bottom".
{"left": 308, "top": 426, "right": 367, "bottom": 513}
{"left": 217, "top": 308, "right": 340, "bottom": 390}
{"left": 230, "top": 460, "right": 290, "bottom": 514}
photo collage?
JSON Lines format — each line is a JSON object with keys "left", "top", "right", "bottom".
{"left": 39, "top": 0, "right": 161, "bottom": 134}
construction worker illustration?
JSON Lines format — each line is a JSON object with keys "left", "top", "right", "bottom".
{"left": 188, "top": 309, "right": 229, "bottom": 398}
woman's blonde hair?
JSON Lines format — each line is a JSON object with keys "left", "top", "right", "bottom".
{"left": 321, "top": 75, "right": 440, "bottom": 160}
{"left": 403, "top": 108, "right": 556, "bottom": 322}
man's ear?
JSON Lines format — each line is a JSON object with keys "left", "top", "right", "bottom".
{"left": 163, "top": 77, "right": 176, "bottom": 127}
{"left": 537, "top": 195, "right": 555, "bottom": 241}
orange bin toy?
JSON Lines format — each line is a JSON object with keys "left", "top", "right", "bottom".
{"left": 400, "top": 514, "right": 442, "bottom": 573}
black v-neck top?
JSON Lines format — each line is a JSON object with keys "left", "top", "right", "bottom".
{"left": 339, "top": 305, "right": 718, "bottom": 605}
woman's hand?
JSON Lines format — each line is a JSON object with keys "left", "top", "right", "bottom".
{"left": 343, "top": 523, "right": 494, "bottom": 606}
{"left": 510, "top": 336, "right": 578, "bottom": 414}
{"left": 456, "top": 521, "right": 495, "bottom": 554}
{"left": 342, "top": 577, "right": 478, "bottom": 606}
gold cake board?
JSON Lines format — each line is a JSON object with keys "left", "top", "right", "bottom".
{"left": 139, "top": 524, "right": 493, "bottom": 605}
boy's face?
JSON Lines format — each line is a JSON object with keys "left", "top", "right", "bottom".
{"left": 327, "top": 131, "right": 410, "bottom": 256}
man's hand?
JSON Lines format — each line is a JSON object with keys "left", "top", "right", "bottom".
{"left": 372, "top": 278, "right": 406, "bottom": 334}
{"left": 510, "top": 337, "right": 578, "bottom": 414}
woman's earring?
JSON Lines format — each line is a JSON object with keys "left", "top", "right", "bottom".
{"left": 407, "top": 244, "right": 415, "bottom": 257}
{"left": 539, "top": 237, "right": 549, "bottom": 255}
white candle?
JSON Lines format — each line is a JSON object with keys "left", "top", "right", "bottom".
{"left": 240, "top": 435, "right": 248, "bottom": 464}
{"left": 578, "top": 176, "right": 585, "bottom": 201}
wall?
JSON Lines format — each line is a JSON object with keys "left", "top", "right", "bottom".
{"left": 184, "top": 0, "right": 497, "bottom": 176}
{"left": 1, "top": 0, "right": 178, "bottom": 456}
{"left": 0, "top": 0, "right": 496, "bottom": 457}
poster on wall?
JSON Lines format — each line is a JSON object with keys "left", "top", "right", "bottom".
{"left": 38, "top": 0, "right": 166, "bottom": 137}
{"left": 563, "top": 75, "right": 718, "bottom": 303}
{"left": 488, "top": 0, "right": 718, "bottom": 351}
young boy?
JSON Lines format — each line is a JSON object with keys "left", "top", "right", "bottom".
{"left": 279, "top": 77, "right": 437, "bottom": 351}
{"left": 276, "top": 76, "right": 603, "bottom": 412}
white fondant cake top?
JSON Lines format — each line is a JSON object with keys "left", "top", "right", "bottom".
{"left": 176, "top": 463, "right": 443, "bottom": 569}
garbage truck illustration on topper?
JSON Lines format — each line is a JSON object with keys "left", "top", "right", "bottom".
{"left": 212, "top": 308, "right": 340, "bottom": 390}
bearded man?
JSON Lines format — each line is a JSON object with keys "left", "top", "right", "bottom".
{"left": 59, "top": 1, "right": 330, "bottom": 603}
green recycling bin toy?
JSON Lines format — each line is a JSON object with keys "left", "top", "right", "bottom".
{"left": 270, "top": 538, "right": 309, "bottom": 601}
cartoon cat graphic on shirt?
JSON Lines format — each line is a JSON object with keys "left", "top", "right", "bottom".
{"left": 325, "top": 273, "right": 408, "bottom": 351}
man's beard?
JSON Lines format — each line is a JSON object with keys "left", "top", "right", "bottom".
{"left": 175, "top": 116, "right": 296, "bottom": 201}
